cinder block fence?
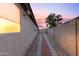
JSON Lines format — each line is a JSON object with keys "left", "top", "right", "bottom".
{"left": 47, "top": 17, "right": 79, "bottom": 56}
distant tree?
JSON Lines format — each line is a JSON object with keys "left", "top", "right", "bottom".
{"left": 46, "top": 13, "right": 63, "bottom": 28}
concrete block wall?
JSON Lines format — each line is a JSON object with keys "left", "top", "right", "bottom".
{"left": 0, "top": 13, "right": 37, "bottom": 56}
{"left": 48, "top": 19, "right": 79, "bottom": 55}
{"left": 55, "top": 20, "right": 76, "bottom": 55}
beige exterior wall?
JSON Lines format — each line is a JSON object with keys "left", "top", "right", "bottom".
{"left": 0, "top": 11, "right": 37, "bottom": 55}
{"left": 55, "top": 20, "right": 76, "bottom": 55}
{"left": 48, "top": 20, "right": 76, "bottom": 55}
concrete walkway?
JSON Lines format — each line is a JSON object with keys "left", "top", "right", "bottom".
{"left": 41, "top": 34, "right": 52, "bottom": 56}
{"left": 36, "top": 32, "right": 57, "bottom": 56}
{"left": 36, "top": 33, "right": 42, "bottom": 56}
{"left": 25, "top": 30, "right": 69, "bottom": 56}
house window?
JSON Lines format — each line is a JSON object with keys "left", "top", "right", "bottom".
{"left": 0, "top": 3, "right": 20, "bottom": 33}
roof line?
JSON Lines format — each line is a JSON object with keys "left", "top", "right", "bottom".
{"left": 18, "top": 3, "right": 38, "bottom": 27}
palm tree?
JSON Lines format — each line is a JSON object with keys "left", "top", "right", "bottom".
{"left": 46, "top": 13, "right": 63, "bottom": 28}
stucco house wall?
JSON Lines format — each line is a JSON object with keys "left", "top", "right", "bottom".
{"left": 0, "top": 5, "right": 37, "bottom": 56}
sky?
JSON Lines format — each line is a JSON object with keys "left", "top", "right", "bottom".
{"left": 30, "top": 3, "right": 79, "bottom": 28}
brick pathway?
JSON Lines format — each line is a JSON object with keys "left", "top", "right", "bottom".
{"left": 41, "top": 34, "right": 52, "bottom": 56}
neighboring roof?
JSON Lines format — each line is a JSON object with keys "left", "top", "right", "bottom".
{"left": 18, "top": 3, "right": 38, "bottom": 27}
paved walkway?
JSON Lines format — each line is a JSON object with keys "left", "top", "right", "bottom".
{"left": 36, "top": 33, "right": 53, "bottom": 56}
{"left": 41, "top": 34, "right": 52, "bottom": 56}
{"left": 36, "top": 32, "right": 69, "bottom": 56}
{"left": 25, "top": 30, "right": 69, "bottom": 56}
